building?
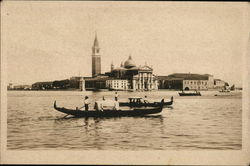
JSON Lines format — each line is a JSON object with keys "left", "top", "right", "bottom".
{"left": 85, "top": 76, "right": 109, "bottom": 90}
{"left": 12, "top": 84, "right": 32, "bottom": 90}
{"left": 214, "top": 79, "right": 226, "bottom": 89}
{"left": 107, "top": 56, "right": 158, "bottom": 91}
{"left": 106, "top": 79, "right": 128, "bottom": 90}
{"left": 157, "top": 76, "right": 183, "bottom": 90}
{"left": 92, "top": 33, "right": 101, "bottom": 77}
{"left": 32, "top": 79, "right": 73, "bottom": 90}
{"left": 158, "top": 73, "right": 214, "bottom": 90}
{"left": 32, "top": 81, "right": 53, "bottom": 90}
{"left": 69, "top": 77, "right": 81, "bottom": 89}
{"left": 84, "top": 35, "right": 158, "bottom": 91}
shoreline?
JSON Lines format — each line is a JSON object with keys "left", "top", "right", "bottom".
{"left": 7, "top": 89, "right": 243, "bottom": 92}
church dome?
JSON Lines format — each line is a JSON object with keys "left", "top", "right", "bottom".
{"left": 124, "top": 56, "right": 136, "bottom": 68}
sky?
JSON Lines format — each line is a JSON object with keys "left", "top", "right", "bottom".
{"left": 2, "top": 2, "right": 248, "bottom": 86}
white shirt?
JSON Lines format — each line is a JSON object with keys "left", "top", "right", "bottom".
{"left": 84, "top": 99, "right": 90, "bottom": 105}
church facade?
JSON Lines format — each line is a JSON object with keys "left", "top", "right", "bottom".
{"left": 84, "top": 34, "right": 158, "bottom": 91}
{"left": 106, "top": 56, "right": 158, "bottom": 91}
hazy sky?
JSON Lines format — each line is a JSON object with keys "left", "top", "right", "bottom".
{"left": 2, "top": 2, "right": 248, "bottom": 86}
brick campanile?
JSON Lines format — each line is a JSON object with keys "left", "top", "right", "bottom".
{"left": 92, "top": 33, "right": 101, "bottom": 77}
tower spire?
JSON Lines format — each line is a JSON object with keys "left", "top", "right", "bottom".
{"left": 93, "top": 32, "right": 99, "bottom": 48}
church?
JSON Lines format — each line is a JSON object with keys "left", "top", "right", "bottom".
{"left": 84, "top": 34, "right": 158, "bottom": 91}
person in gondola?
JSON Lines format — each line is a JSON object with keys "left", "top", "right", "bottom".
{"left": 115, "top": 92, "right": 119, "bottom": 101}
{"left": 144, "top": 95, "right": 149, "bottom": 103}
{"left": 113, "top": 100, "right": 119, "bottom": 111}
{"left": 98, "top": 96, "right": 106, "bottom": 111}
{"left": 83, "top": 96, "right": 90, "bottom": 111}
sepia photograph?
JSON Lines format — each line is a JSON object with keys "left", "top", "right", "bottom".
{"left": 1, "top": 1, "right": 249, "bottom": 165}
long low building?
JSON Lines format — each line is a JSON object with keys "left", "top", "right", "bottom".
{"left": 158, "top": 73, "right": 215, "bottom": 90}
{"left": 84, "top": 76, "right": 109, "bottom": 90}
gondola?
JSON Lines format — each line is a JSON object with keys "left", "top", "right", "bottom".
{"left": 219, "top": 89, "right": 230, "bottom": 93}
{"left": 53, "top": 100, "right": 164, "bottom": 117}
{"left": 178, "top": 91, "right": 201, "bottom": 96}
{"left": 119, "top": 97, "right": 173, "bottom": 107}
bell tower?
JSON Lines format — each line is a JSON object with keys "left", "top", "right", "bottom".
{"left": 92, "top": 33, "right": 101, "bottom": 77}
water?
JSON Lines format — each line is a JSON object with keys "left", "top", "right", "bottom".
{"left": 7, "top": 90, "right": 242, "bottom": 150}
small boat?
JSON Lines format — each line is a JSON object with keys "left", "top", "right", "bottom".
{"left": 119, "top": 97, "right": 173, "bottom": 107}
{"left": 230, "top": 84, "right": 235, "bottom": 91}
{"left": 53, "top": 100, "right": 164, "bottom": 117}
{"left": 214, "top": 94, "right": 232, "bottom": 96}
{"left": 219, "top": 89, "right": 230, "bottom": 93}
{"left": 178, "top": 91, "right": 201, "bottom": 96}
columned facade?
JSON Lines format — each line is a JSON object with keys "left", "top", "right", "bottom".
{"left": 130, "top": 66, "right": 157, "bottom": 91}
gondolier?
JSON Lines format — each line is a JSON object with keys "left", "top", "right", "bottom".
{"left": 115, "top": 92, "right": 119, "bottom": 101}
{"left": 83, "top": 96, "right": 90, "bottom": 111}
{"left": 144, "top": 96, "right": 149, "bottom": 103}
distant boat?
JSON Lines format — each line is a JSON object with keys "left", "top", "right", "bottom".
{"left": 214, "top": 93, "right": 232, "bottom": 96}
{"left": 219, "top": 84, "right": 231, "bottom": 92}
{"left": 178, "top": 90, "right": 201, "bottom": 96}
{"left": 53, "top": 100, "right": 164, "bottom": 117}
{"left": 230, "top": 84, "right": 235, "bottom": 91}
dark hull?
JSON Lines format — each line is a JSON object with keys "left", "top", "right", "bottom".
{"left": 119, "top": 100, "right": 173, "bottom": 107}
{"left": 219, "top": 91, "right": 230, "bottom": 93}
{"left": 179, "top": 92, "right": 201, "bottom": 96}
{"left": 54, "top": 101, "right": 163, "bottom": 117}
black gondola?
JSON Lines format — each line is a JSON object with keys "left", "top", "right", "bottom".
{"left": 53, "top": 100, "right": 164, "bottom": 117}
{"left": 119, "top": 97, "right": 173, "bottom": 107}
{"left": 178, "top": 91, "right": 201, "bottom": 96}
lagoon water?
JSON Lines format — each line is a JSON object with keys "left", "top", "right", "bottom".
{"left": 7, "top": 90, "right": 242, "bottom": 150}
